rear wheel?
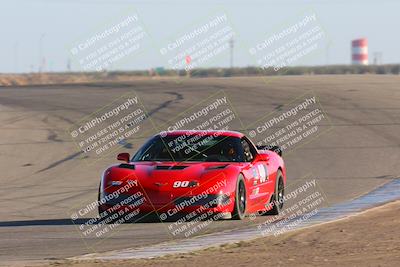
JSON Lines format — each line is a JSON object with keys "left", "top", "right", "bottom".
{"left": 265, "top": 170, "right": 284, "bottom": 215}
{"left": 232, "top": 175, "right": 246, "bottom": 220}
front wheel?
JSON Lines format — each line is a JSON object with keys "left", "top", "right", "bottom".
{"left": 232, "top": 174, "right": 246, "bottom": 220}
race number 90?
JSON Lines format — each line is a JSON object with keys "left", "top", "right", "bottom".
{"left": 173, "top": 181, "right": 189, "bottom": 188}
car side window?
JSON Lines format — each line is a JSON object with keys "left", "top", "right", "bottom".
{"left": 241, "top": 138, "right": 254, "bottom": 162}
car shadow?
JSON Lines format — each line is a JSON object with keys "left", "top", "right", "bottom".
{"left": 0, "top": 218, "right": 164, "bottom": 227}
{"left": 0, "top": 218, "right": 91, "bottom": 227}
{"left": 0, "top": 212, "right": 229, "bottom": 227}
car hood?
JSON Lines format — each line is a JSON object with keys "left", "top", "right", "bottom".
{"left": 105, "top": 161, "right": 238, "bottom": 192}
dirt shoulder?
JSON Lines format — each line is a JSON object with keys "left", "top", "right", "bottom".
{"left": 0, "top": 73, "right": 160, "bottom": 86}
{"left": 33, "top": 200, "right": 400, "bottom": 267}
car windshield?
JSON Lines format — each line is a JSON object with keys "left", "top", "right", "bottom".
{"left": 132, "top": 134, "right": 245, "bottom": 162}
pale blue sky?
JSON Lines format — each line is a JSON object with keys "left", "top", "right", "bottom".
{"left": 2, "top": 0, "right": 399, "bottom": 73}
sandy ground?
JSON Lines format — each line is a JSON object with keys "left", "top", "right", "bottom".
{"left": 30, "top": 200, "right": 400, "bottom": 267}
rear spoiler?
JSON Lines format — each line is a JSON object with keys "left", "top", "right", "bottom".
{"left": 256, "top": 145, "right": 283, "bottom": 157}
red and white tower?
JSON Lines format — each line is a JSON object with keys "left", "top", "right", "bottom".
{"left": 351, "top": 38, "right": 368, "bottom": 65}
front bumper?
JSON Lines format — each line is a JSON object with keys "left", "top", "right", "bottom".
{"left": 99, "top": 192, "right": 233, "bottom": 215}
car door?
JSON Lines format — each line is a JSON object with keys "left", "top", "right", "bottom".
{"left": 240, "top": 137, "right": 275, "bottom": 213}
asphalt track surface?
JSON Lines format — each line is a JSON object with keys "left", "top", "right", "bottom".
{"left": 0, "top": 75, "right": 399, "bottom": 265}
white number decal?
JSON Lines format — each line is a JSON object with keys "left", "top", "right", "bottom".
{"left": 258, "top": 164, "right": 268, "bottom": 183}
{"left": 173, "top": 181, "right": 190, "bottom": 188}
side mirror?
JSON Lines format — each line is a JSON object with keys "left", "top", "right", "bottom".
{"left": 117, "top": 153, "right": 130, "bottom": 163}
{"left": 254, "top": 153, "right": 269, "bottom": 162}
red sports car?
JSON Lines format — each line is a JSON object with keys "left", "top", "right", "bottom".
{"left": 98, "top": 130, "right": 286, "bottom": 220}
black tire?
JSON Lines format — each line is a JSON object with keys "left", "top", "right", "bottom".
{"left": 265, "top": 170, "right": 284, "bottom": 215}
{"left": 232, "top": 174, "right": 247, "bottom": 220}
{"left": 97, "top": 184, "right": 112, "bottom": 220}
{"left": 97, "top": 184, "right": 106, "bottom": 218}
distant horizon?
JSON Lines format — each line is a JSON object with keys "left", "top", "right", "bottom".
{"left": 2, "top": 63, "right": 399, "bottom": 76}
{"left": 2, "top": 0, "right": 399, "bottom": 73}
